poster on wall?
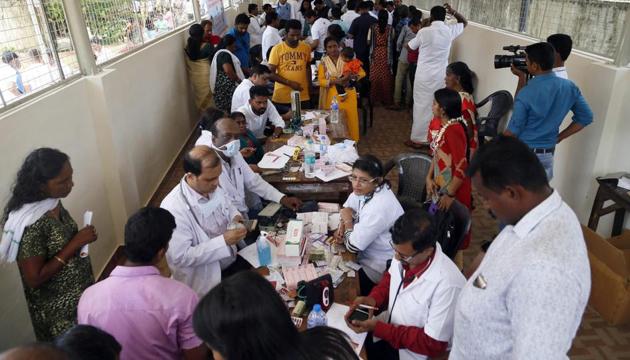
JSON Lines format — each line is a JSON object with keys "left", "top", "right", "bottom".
{"left": 206, "top": 0, "right": 228, "bottom": 35}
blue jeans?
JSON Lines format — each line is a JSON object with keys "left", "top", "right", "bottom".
{"left": 536, "top": 152, "right": 554, "bottom": 180}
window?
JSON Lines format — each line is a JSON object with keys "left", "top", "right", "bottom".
{"left": 1, "top": 0, "right": 80, "bottom": 108}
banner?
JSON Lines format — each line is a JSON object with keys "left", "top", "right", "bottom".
{"left": 206, "top": 0, "right": 228, "bottom": 35}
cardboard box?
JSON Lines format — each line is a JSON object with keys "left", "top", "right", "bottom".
{"left": 583, "top": 225, "right": 630, "bottom": 325}
{"left": 285, "top": 220, "right": 305, "bottom": 257}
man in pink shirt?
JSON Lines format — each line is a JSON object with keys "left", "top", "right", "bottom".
{"left": 78, "top": 207, "right": 207, "bottom": 360}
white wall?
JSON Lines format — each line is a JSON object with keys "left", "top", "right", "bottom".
{"left": 0, "top": 28, "right": 197, "bottom": 349}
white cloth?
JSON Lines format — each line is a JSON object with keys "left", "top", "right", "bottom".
{"left": 408, "top": 21, "right": 464, "bottom": 142}
{"left": 262, "top": 26, "right": 283, "bottom": 63}
{"left": 231, "top": 79, "right": 255, "bottom": 112}
{"left": 237, "top": 102, "right": 285, "bottom": 138}
{"left": 0, "top": 198, "right": 59, "bottom": 263}
{"left": 209, "top": 49, "right": 245, "bottom": 93}
{"left": 160, "top": 178, "right": 240, "bottom": 296}
{"left": 378, "top": 243, "right": 465, "bottom": 360}
{"left": 552, "top": 66, "right": 568, "bottom": 79}
{"left": 310, "top": 17, "right": 332, "bottom": 53}
{"left": 341, "top": 10, "right": 360, "bottom": 30}
{"left": 451, "top": 190, "right": 591, "bottom": 359}
{"left": 343, "top": 187, "right": 403, "bottom": 283}
{"left": 288, "top": 0, "right": 301, "bottom": 19}
{"left": 248, "top": 15, "right": 265, "bottom": 47}
{"left": 387, "top": 10, "right": 394, "bottom": 26}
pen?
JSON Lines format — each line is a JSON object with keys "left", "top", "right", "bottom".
{"left": 358, "top": 304, "right": 379, "bottom": 311}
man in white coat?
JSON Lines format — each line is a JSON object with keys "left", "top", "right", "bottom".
{"left": 195, "top": 117, "right": 302, "bottom": 216}
{"left": 406, "top": 4, "right": 467, "bottom": 148}
{"left": 345, "top": 208, "right": 465, "bottom": 359}
{"left": 160, "top": 146, "right": 247, "bottom": 296}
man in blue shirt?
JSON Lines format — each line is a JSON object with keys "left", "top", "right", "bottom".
{"left": 275, "top": 0, "right": 292, "bottom": 21}
{"left": 227, "top": 13, "right": 251, "bottom": 71}
{"left": 505, "top": 42, "right": 593, "bottom": 180}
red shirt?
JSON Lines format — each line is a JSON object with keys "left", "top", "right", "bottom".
{"left": 203, "top": 34, "right": 221, "bottom": 46}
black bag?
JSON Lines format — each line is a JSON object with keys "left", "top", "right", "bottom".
{"left": 297, "top": 274, "right": 334, "bottom": 311}
{"left": 424, "top": 202, "right": 459, "bottom": 259}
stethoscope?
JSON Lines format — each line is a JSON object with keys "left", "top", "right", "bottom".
{"left": 179, "top": 177, "right": 205, "bottom": 232}
{"left": 387, "top": 256, "right": 433, "bottom": 323}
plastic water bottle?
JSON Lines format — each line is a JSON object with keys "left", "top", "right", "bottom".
{"left": 307, "top": 304, "right": 328, "bottom": 328}
{"left": 304, "top": 140, "right": 316, "bottom": 178}
{"left": 330, "top": 96, "right": 339, "bottom": 124}
{"left": 256, "top": 231, "right": 271, "bottom": 267}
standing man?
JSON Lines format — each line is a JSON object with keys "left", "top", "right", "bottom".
{"left": 227, "top": 14, "right": 252, "bottom": 73}
{"left": 406, "top": 4, "right": 466, "bottom": 148}
{"left": 313, "top": 0, "right": 330, "bottom": 19}
{"left": 160, "top": 147, "right": 247, "bottom": 296}
{"left": 547, "top": 33, "right": 573, "bottom": 79}
{"left": 268, "top": 20, "right": 312, "bottom": 109}
{"left": 261, "top": 12, "right": 282, "bottom": 63}
{"left": 505, "top": 42, "right": 593, "bottom": 180}
{"left": 451, "top": 135, "right": 590, "bottom": 359}
{"left": 341, "top": 0, "right": 360, "bottom": 31}
{"left": 231, "top": 66, "right": 292, "bottom": 120}
{"left": 247, "top": 4, "right": 265, "bottom": 48}
{"left": 305, "top": 10, "right": 332, "bottom": 60}
{"left": 348, "top": 1, "right": 378, "bottom": 74}
{"left": 276, "top": 0, "right": 293, "bottom": 22}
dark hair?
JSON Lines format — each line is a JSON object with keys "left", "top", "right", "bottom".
{"left": 331, "top": 6, "right": 342, "bottom": 19}
{"left": 377, "top": 9, "right": 388, "bottom": 33}
{"left": 430, "top": 5, "right": 446, "bottom": 21}
{"left": 341, "top": 47, "right": 355, "bottom": 59}
{"left": 2, "top": 50, "right": 18, "bottom": 65}
{"left": 347, "top": 0, "right": 357, "bottom": 10}
{"left": 186, "top": 24, "right": 205, "bottom": 60}
{"left": 467, "top": 135, "right": 549, "bottom": 192}
{"left": 183, "top": 147, "right": 220, "bottom": 175}
{"left": 263, "top": 3, "right": 272, "bottom": 11}
{"left": 357, "top": 1, "right": 370, "bottom": 11}
{"left": 220, "top": 34, "right": 236, "bottom": 49}
{"left": 249, "top": 85, "right": 270, "bottom": 99}
{"left": 524, "top": 42, "right": 555, "bottom": 71}
{"left": 199, "top": 107, "right": 226, "bottom": 131}
{"left": 248, "top": 3, "right": 258, "bottom": 14}
{"left": 397, "top": 4, "right": 409, "bottom": 18}
{"left": 229, "top": 111, "right": 246, "bottom": 120}
{"left": 265, "top": 11, "right": 279, "bottom": 25}
{"left": 385, "top": 1, "right": 394, "bottom": 8}
{"left": 235, "top": 13, "right": 251, "bottom": 25}
{"left": 304, "top": 9, "right": 317, "bottom": 19}
{"left": 313, "top": 0, "right": 324, "bottom": 5}
{"left": 366, "top": 1, "right": 374, "bottom": 11}
{"left": 3, "top": 148, "right": 69, "bottom": 222}
{"left": 327, "top": 24, "right": 345, "bottom": 41}
{"left": 250, "top": 64, "right": 271, "bottom": 76}
{"left": 300, "top": 0, "right": 312, "bottom": 13}
{"left": 200, "top": 19, "right": 212, "bottom": 28}
{"left": 54, "top": 325, "right": 121, "bottom": 360}
{"left": 124, "top": 207, "right": 176, "bottom": 264}
{"left": 352, "top": 154, "right": 389, "bottom": 191}
{"left": 409, "top": 15, "right": 421, "bottom": 27}
{"left": 434, "top": 88, "right": 462, "bottom": 119}
{"left": 390, "top": 208, "right": 436, "bottom": 252}
{"left": 447, "top": 61, "right": 474, "bottom": 94}
{"left": 547, "top": 33, "right": 573, "bottom": 61}
{"left": 324, "top": 36, "right": 340, "bottom": 49}
{"left": 410, "top": 7, "right": 422, "bottom": 19}
{"left": 286, "top": 19, "right": 303, "bottom": 32}
{"left": 193, "top": 271, "right": 357, "bottom": 360}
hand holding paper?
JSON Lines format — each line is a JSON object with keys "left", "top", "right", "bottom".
{"left": 80, "top": 211, "right": 93, "bottom": 258}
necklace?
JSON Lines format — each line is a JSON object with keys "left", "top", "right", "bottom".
{"left": 430, "top": 117, "right": 464, "bottom": 153}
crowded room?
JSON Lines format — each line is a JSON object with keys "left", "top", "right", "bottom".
{"left": 1, "top": 0, "right": 629, "bottom": 358}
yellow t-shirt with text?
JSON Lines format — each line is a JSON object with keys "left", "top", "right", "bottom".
{"left": 268, "top": 41, "right": 311, "bottom": 103}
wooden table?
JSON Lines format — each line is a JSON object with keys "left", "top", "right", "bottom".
{"left": 588, "top": 176, "right": 630, "bottom": 236}
{"left": 261, "top": 110, "right": 353, "bottom": 202}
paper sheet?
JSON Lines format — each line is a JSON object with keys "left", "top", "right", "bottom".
{"left": 315, "top": 168, "right": 351, "bottom": 182}
{"left": 238, "top": 241, "right": 279, "bottom": 268}
{"left": 326, "top": 303, "right": 368, "bottom": 354}
{"left": 272, "top": 145, "right": 298, "bottom": 157}
{"left": 258, "top": 152, "right": 290, "bottom": 169}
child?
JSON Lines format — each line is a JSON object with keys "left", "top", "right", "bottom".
{"left": 336, "top": 47, "right": 363, "bottom": 97}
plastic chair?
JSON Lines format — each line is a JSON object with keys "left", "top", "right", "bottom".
{"left": 438, "top": 200, "right": 471, "bottom": 259}
{"left": 356, "top": 77, "right": 373, "bottom": 135}
{"left": 475, "top": 90, "right": 514, "bottom": 145}
{"left": 383, "top": 153, "right": 433, "bottom": 204}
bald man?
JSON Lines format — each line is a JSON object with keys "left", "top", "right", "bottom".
{"left": 160, "top": 146, "right": 248, "bottom": 296}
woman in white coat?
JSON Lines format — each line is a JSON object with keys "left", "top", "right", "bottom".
{"left": 335, "top": 155, "right": 404, "bottom": 296}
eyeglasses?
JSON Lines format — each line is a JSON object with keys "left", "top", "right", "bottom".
{"left": 389, "top": 240, "right": 420, "bottom": 262}
{"left": 348, "top": 175, "right": 376, "bottom": 186}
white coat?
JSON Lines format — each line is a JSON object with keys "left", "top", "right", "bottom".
{"left": 343, "top": 186, "right": 404, "bottom": 283}
{"left": 160, "top": 178, "right": 241, "bottom": 297}
{"left": 408, "top": 21, "right": 464, "bottom": 143}
{"left": 378, "top": 243, "right": 465, "bottom": 360}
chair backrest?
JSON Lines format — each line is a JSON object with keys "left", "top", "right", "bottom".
{"left": 384, "top": 153, "right": 433, "bottom": 203}
{"left": 475, "top": 90, "right": 514, "bottom": 141}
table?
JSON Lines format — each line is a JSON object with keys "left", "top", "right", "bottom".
{"left": 588, "top": 176, "right": 630, "bottom": 236}
{"left": 261, "top": 110, "right": 353, "bottom": 202}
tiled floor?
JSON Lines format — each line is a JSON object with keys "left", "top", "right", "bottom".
{"left": 150, "top": 105, "right": 630, "bottom": 359}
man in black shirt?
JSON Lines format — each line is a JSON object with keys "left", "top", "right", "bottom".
{"left": 348, "top": 1, "right": 377, "bottom": 74}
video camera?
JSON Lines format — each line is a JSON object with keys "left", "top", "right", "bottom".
{"left": 494, "top": 45, "right": 527, "bottom": 71}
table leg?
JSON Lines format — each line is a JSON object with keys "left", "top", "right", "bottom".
{"left": 588, "top": 186, "right": 606, "bottom": 232}
{"left": 613, "top": 208, "right": 627, "bottom": 237}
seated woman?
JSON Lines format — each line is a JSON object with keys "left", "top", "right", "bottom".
{"left": 318, "top": 37, "right": 365, "bottom": 142}
{"left": 210, "top": 34, "right": 245, "bottom": 113}
{"left": 185, "top": 23, "right": 214, "bottom": 61}
{"left": 193, "top": 271, "right": 358, "bottom": 360}
{"left": 335, "top": 155, "right": 404, "bottom": 296}
{"left": 1, "top": 148, "right": 96, "bottom": 341}
{"left": 230, "top": 111, "right": 264, "bottom": 167}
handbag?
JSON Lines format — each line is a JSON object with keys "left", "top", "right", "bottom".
{"left": 297, "top": 273, "right": 334, "bottom": 311}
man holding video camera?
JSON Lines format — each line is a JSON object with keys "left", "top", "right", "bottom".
{"left": 505, "top": 42, "right": 593, "bottom": 180}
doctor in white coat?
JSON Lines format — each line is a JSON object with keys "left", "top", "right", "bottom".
{"left": 195, "top": 117, "right": 302, "bottom": 216}
{"left": 407, "top": 4, "right": 467, "bottom": 147}
{"left": 160, "top": 146, "right": 247, "bottom": 296}
{"left": 345, "top": 208, "right": 465, "bottom": 360}
{"left": 336, "top": 155, "right": 404, "bottom": 296}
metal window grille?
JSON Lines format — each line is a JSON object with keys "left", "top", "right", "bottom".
{"left": 0, "top": 0, "right": 80, "bottom": 108}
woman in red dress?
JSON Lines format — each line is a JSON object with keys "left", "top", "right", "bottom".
{"left": 369, "top": 10, "right": 394, "bottom": 105}
{"left": 425, "top": 88, "right": 472, "bottom": 255}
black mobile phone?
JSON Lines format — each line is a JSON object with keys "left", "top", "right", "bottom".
{"left": 348, "top": 308, "right": 370, "bottom": 322}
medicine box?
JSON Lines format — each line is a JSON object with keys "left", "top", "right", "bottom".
{"left": 285, "top": 220, "right": 305, "bottom": 257}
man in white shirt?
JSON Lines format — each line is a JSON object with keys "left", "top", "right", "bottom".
{"left": 237, "top": 85, "right": 286, "bottom": 138}
{"left": 196, "top": 117, "right": 302, "bottom": 215}
{"left": 547, "top": 33, "right": 572, "bottom": 79}
{"left": 247, "top": 4, "right": 265, "bottom": 48}
{"left": 341, "top": 0, "right": 360, "bottom": 28}
{"left": 261, "top": 12, "right": 283, "bottom": 63}
{"left": 232, "top": 65, "right": 292, "bottom": 121}
{"left": 160, "top": 146, "right": 247, "bottom": 296}
{"left": 406, "top": 4, "right": 466, "bottom": 148}
{"left": 305, "top": 10, "right": 331, "bottom": 60}
{"left": 451, "top": 136, "right": 590, "bottom": 359}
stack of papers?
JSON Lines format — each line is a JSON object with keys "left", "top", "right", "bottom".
{"left": 258, "top": 152, "right": 290, "bottom": 169}
{"left": 315, "top": 168, "right": 351, "bottom": 182}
